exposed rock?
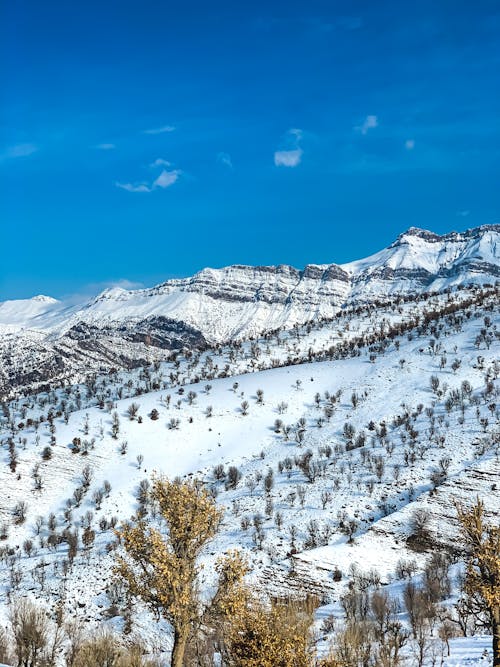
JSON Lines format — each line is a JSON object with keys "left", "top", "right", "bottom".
{"left": 0, "top": 224, "right": 498, "bottom": 398}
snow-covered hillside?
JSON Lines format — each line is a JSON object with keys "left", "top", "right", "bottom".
{"left": 1, "top": 224, "right": 498, "bottom": 399}
{"left": 0, "top": 281, "right": 498, "bottom": 664}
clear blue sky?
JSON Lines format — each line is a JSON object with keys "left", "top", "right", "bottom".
{"left": 1, "top": 0, "right": 499, "bottom": 300}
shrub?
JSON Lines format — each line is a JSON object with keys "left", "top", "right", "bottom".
{"left": 226, "top": 466, "right": 242, "bottom": 490}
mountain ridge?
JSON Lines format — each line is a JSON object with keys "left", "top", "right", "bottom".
{"left": 2, "top": 223, "right": 499, "bottom": 308}
{"left": 0, "top": 224, "right": 498, "bottom": 397}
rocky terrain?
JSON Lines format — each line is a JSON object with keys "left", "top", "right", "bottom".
{"left": 0, "top": 224, "right": 498, "bottom": 399}
{"left": 0, "top": 224, "right": 498, "bottom": 665}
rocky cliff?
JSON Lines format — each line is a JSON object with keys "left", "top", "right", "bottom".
{"left": 0, "top": 224, "right": 498, "bottom": 396}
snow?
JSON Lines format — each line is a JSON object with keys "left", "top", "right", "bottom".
{"left": 0, "top": 236, "right": 498, "bottom": 663}
{"left": 0, "top": 296, "right": 62, "bottom": 328}
{"left": 444, "top": 636, "right": 494, "bottom": 665}
{"left": 1, "top": 225, "right": 497, "bottom": 344}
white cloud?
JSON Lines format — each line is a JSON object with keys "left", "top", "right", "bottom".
{"left": 116, "top": 168, "right": 181, "bottom": 193}
{"left": 153, "top": 169, "right": 180, "bottom": 189}
{"left": 150, "top": 158, "right": 171, "bottom": 167}
{"left": 143, "top": 125, "right": 176, "bottom": 135}
{"left": 1, "top": 143, "right": 38, "bottom": 159}
{"left": 288, "top": 128, "right": 303, "bottom": 141}
{"left": 274, "top": 148, "right": 303, "bottom": 167}
{"left": 107, "top": 279, "right": 144, "bottom": 290}
{"left": 217, "top": 152, "right": 233, "bottom": 168}
{"left": 457, "top": 210, "right": 470, "bottom": 217}
{"left": 405, "top": 139, "right": 415, "bottom": 150}
{"left": 96, "top": 143, "right": 116, "bottom": 150}
{"left": 357, "top": 115, "right": 378, "bottom": 135}
{"left": 274, "top": 128, "right": 304, "bottom": 167}
{"left": 115, "top": 182, "right": 152, "bottom": 193}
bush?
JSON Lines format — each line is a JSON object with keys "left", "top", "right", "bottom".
{"left": 223, "top": 597, "right": 315, "bottom": 667}
{"left": 213, "top": 464, "right": 225, "bottom": 481}
{"left": 407, "top": 508, "right": 432, "bottom": 551}
{"left": 72, "top": 631, "right": 160, "bottom": 667}
{"left": 126, "top": 403, "right": 140, "bottom": 420}
{"left": 12, "top": 501, "right": 28, "bottom": 524}
{"left": 226, "top": 466, "right": 242, "bottom": 490}
{"left": 10, "top": 599, "right": 50, "bottom": 666}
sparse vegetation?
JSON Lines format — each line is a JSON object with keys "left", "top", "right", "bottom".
{"left": 0, "top": 279, "right": 497, "bottom": 665}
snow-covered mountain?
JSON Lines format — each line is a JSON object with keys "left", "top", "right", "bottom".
{"left": 0, "top": 281, "right": 498, "bottom": 665}
{"left": 0, "top": 224, "right": 498, "bottom": 398}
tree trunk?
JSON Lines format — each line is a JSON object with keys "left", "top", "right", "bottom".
{"left": 171, "top": 625, "right": 189, "bottom": 667}
{"left": 493, "top": 612, "right": 500, "bottom": 667}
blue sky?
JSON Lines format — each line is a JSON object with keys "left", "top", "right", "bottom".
{"left": 1, "top": 0, "right": 499, "bottom": 300}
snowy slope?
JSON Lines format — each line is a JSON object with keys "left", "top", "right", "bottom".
{"left": 0, "top": 295, "right": 62, "bottom": 329}
{"left": 0, "top": 283, "right": 498, "bottom": 664}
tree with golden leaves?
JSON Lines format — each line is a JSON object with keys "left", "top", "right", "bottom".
{"left": 115, "top": 476, "right": 222, "bottom": 667}
{"left": 456, "top": 497, "right": 500, "bottom": 666}
{"left": 221, "top": 595, "right": 316, "bottom": 667}
{"left": 194, "top": 549, "right": 316, "bottom": 666}
{"left": 185, "top": 549, "right": 250, "bottom": 664}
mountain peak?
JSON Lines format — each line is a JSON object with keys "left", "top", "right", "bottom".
{"left": 396, "top": 224, "right": 500, "bottom": 246}
{"left": 93, "top": 286, "right": 129, "bottom": 302}
{"left": 395, "top": 227, "right": 442, "bottom": 243}
{"left": 31, "top": 294, "right": 59, "bottom": 303}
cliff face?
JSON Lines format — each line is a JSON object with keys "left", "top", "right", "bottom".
{"left": 0, "top": 224, "right": 498, "bottom": 396}
{"left": 344, "top": 225, "right": 499, "bottom": 298}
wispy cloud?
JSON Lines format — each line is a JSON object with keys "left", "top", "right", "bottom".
{"left": 457, "top": 209, "right": 470, "bottom": 217}
{"left": 95, "top": 143, "right": 116, "bottom": 150}
{"left": 149, "top": 158, "right": 171, "bottom": 167}
{"left": 288, "top": 128, "right": 303, "bottom": 142}
{"left": 62, "top": 279, "right": 144, "bottom": 305}
{"left": 142, "top": 125, "right": 176, "bottom": 135}
{"left": 356, "top": 115, "right": 378, "bottom": 135}
{"left": 108, "top": 279, "right": 144, "bottom": 290}
{"left": 217, "top": 152, "right": 233, "bottom": 168}
{"left": 405, "top": 139, "right": 415, "bottom": 150}
{"left": 115, "top": 182, "right": 152, "bottom": 193}
{"left": 274, "top": 128, "right": 304, "bottom": 167}
{"left": 1, "top": 143, "right": 38, "bottom": 159}
{"left": 116, "top": 168, "right": 181, "bottom": 193}
{"left": 274, "top": 148, "right": 303, "bottom": 167}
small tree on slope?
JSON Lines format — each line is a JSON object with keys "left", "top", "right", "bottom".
{"left": 115, "top": 476, "right": 222, "bottom": 667}
{"left": 456, "top": 497, "right": 500, "bottom": 666}
{"left": 210, "top": 555, "right": 315, "bottom": 667}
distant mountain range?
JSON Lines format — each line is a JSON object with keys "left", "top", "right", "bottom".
{"left": 1, "top": 224, "right": 498, "bottom": 397}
